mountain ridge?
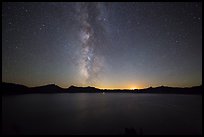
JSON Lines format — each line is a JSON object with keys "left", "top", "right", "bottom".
{"left": 1, "top": 82, "right": 202, "bottom": 95}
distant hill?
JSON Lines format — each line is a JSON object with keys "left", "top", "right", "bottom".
{"left": 136, "top": 85, "right": 202, "bottom": 95}
{"left": 31, "top": 84, "right": 63, "bottom": 93}
{"left": 1, "top": 82, "right": 202, "bottom": 95}
{"left": 67, "top": 85, "right": 99, "bottom": 93}
{"left": 1, "top": 82, "right": 29, "bottom": 95}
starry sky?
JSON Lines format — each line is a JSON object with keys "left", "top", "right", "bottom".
{"left": 2, "top": 2, "right": 202, "bottom": 89}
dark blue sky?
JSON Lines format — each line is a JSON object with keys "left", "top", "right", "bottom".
{"left": 2, "top": 2, "right": 202, "bottom": 89}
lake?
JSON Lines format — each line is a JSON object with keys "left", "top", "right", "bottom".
{"left": 2, "top": 93, "right": 202, "bottom": 135}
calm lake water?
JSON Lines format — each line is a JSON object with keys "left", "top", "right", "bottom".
{"left": 2, "top": 93, "right": 202, "bottom": 135}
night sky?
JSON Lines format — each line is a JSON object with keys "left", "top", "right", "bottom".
{"left": 2, "top": 2, "right": 202, "bottom": 89}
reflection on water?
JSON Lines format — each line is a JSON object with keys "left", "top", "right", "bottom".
{"left": 2, "top": 93, "right": 202, "bottom": 135}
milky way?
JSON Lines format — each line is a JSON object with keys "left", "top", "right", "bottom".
{"left": 75, "top": 3, "right": 106, "bottom": 85}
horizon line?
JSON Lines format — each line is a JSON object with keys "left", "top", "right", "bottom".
{"left": 2, "top": 81, "right": 202, "bottom": 90}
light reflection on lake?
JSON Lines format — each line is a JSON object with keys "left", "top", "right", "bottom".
{"left": 2, "top": 93, "right": 202, "bottom": 135}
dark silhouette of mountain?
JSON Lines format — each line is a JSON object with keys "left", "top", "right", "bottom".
{"left": 136, "top": 85, "right": 202, "bottom": 94}
{"left": 67, "top": 85, "right": 99, "bottom": 93}
{"left": 1, "top": 82, "right": 29, "bottom": 95}
{"left": 31, "top": 84, "right": 63, "bottom": 93}
{"left": 1, "top": 82, "right": 202, "bottom": 95}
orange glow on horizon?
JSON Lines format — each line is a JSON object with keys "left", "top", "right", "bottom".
{"left": 97, "top": 85, "right": 142, "bottom": 90}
